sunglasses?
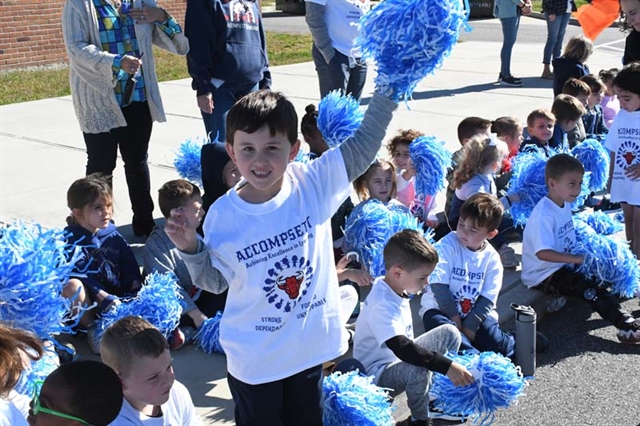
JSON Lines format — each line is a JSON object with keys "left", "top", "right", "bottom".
{"left": 31, "top": 380, "right": 92, "bottom": 425}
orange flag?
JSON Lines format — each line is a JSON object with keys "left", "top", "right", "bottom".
{"left": 575, "top": 0, "right": 620, "bottom": 41}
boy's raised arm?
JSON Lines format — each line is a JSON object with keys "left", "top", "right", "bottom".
{"left": 339, "top": 92, "right": 398, "bottom": 182}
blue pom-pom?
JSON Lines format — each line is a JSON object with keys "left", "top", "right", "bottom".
{"left": 356, "top": 0, "right": 466, "bottom": 101}
{"left": 13, "top": 347, "right": 59, "bottom": 397}
{"left": 174, "top": 137, "right": 209, "bottom": 187}
{"left": 317, "top": 90, "right": 365, "bottom": 148}
{"left": 570, "top": 172, "right": 592, "bottom": 211}
{"left": 293, "top": 150, "right": 311, "bottom": 164}
{"left": 323, "top": 370, "right": 394, "bottom": 426}
{"left": 410, "top": 135, "right": 452, "bottom": 196}
{"left": 507, "top": 150, "right": 549, "bottom": 226}
{"left": 614, "top": 211, "right": 625, "bottom": 223}
{"left": 571, "top": 138, "right": 610, "bottom": 192}
{"left": 0, "top": 222, "right": 84, "bottom": 344}
{"left": 194, "top": 311, "right": 225, "bottom": 354}
{"left": 94, "top": 272, "right": 186, "bottom": 343}
{"left": 344, "top": 200, "right": 429, "bottom": 277}
{"left": 431, "top": 351, "right": 526, "bottom": 426}
{"left": 573, "top": 228, "right": 640, "bottom": 298}
{"left": 576, "top": 211, "right": 623, "bottom": 235}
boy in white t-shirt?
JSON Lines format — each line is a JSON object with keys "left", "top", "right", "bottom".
{"left": 164, "top": 88, "right": 398, "bottom": 424}
{"left": 522, "top": 154, "right": 640, "bottom": 343}
{"left": 102, "top": 316, "right": 202, "bottom": 426}
{"left": 354, "top": 229, "right": 474, "bottom": 426}
{"left": 421, "top": 193, "right": 516, "bottom": 357}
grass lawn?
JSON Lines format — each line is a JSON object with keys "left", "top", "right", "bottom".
{"left": 530, "top": 0, "right": 589, "bottom": 12}
{"left": 0, "top": 32, "right": 312, "bottom": 106}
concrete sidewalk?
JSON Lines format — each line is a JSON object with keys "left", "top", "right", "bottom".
{"left": 0, "top": 40, "right": 623, "bottom": 424}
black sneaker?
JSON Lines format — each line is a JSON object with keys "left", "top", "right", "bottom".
{"left": 428, "top": 401, "right": 467, "bottom": 422}
{"left": 396, "top": 415, "right": 432, "bottom": 426}
{"left": 499, "top": 75, "right": 523, "bottom": 87}
{"left": 593, "top": 196, "right": 621, "bottom": 212}
{"left": 616, "top": 316, "right": 640, "bottom": 343}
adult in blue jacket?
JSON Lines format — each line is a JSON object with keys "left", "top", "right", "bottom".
{"left": 186, "top": 0, "right": 271, "bottom": 142}
{"left": 494, "top": 0, "right": 532, "bottom": 87}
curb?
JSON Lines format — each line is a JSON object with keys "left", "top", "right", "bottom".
{"left": 527, "top": 10, "right": 621, "bottom": 28}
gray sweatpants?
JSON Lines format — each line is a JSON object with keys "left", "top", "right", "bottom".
{"left": 378, "top": 324, "right": 461, "bottom": 420}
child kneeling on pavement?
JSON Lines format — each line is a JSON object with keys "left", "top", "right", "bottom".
{"left": 353, "top": 229, "right": 474, "bottom": 426}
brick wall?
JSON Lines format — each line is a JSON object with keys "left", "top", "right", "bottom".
{"left": 0, "top": 0, "right": 188, "bottom": 72}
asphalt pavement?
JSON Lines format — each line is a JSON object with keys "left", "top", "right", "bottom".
{"left": 0, "top": 11, "right": 638, "bottom": 426}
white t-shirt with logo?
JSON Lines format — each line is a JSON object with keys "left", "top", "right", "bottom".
{"left": 203, "top": 147, "right": 351, "bottom": 385}
{"left": 109, "top": 381, "right": 201, "bottom": 426}
{"left": 521, "top": 196, "right": 576, "bottom": 288}
{"left": 353, "top": 277, "right": 413, "bottom": 383}
{"left": 306, "top": 0, "right": 370, "bottom": 58}
{"left": 604, "top": 109, "right": 640, "bottom": 206}
{"left": 419, "top": 232, "right": 502, "bottom": 318}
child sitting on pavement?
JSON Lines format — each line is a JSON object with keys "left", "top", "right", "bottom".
{"left": 521, "top": 154, "right": 640, "bottom": 343}
{"left": 561, "top": 78, "right": 590, "bottom": 147}
{"left": 550, "top": 94, "right": 587, "bottom": 150}
{"left": 580, "top": 74, "right": 609, "bottom": 138}
{"left": 598, "top": 68, "right": 620, "bottom": 128}
{"left": 143, "top": 179, "right": 228, "bottom": 350}
{"left": 521, "top": 108, "right": 559, "bottom": 155}
{"left": 353, "top": 229, "right": 474, "bottom": 426}
{"left": 102, "top": 316, "right": 202, "bottom": 424}
{"left": 449, "top": 136, "right": 521, "bottom": 268}
{"left": 165, "top": 88, "right": 399, "bottom": 425}
{"left": 28, "top": 360, "right": 123, "bottom": 426}
{"left": 491, "top": 116, "right": 524, "bottom": 195}
{"left": 421, "top": 193, "right": 516, "bottom": 358}
{"left": 61, "top": 174, "right": 141, "bottom": 354}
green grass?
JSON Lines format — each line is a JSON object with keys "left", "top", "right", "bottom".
{"left": 0, "top": 32, "right": 312, "bottom": 106}
{"left": 530, "top": 0, "right": 589, "bottom": 12}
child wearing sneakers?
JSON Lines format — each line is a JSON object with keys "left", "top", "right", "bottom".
{"left": 421, "top": 193, "right": 516, "bottom": 357}
{"left": 102, "top": 316, "right": 202, "bottom": 424}
{"left": 354, "top": 230, "right": 474, "bottom": 426}
{"left": 449, "top": 136, "right": 522, "bottom": 268}
{"left": 164, "top": 88, "right": 398, "bottom": 425}
{"left": 522, "top": 154, "right": 640, "bottom": 343}
{"left": 143, "top": 179, "right": 228, "bottom": 349}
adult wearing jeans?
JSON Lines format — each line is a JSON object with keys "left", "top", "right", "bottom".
{"left": 541, "top": 0, "right": 575, "bottom": 79}
{"left": 62, "top": 0, "right": 189, "bottom": 238}
{"left": 494, "top": 0, "right": 532, "bottom": 86}
{"left": 186, "top": 0, "right": 271, "bottom": 142}
{"left": 305, "top": 0, "right": 370, "bottom": 102}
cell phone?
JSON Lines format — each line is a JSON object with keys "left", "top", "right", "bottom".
{"left": 122, "top": 76, "right": 137, "bottom": 105}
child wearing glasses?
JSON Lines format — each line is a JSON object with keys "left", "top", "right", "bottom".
{"left": 101, "top": 316, "right": 202, "bottom": 425}
{"left": 28, "top": 360, "right": 123, "bottom": 426}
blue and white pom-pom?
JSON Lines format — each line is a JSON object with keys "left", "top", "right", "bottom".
{"left": 13, "top": 346, "right": 59, "bottom": 397}
{"left": 570, "top": 171, "right": 592, "bottom": 211}
{"left": 344, "top": 200, "right": 427, "bottom": 277}
{"left": 431, "top": 351, "right": 526, "bottom": 426}
{"left": 0, "top": 222, "right": 84, "bottom": 344}
{"left": 410, "top": 135, "right": 453, "bottom": 197}
{"left": 174, "top": 136, "right": 211, "bottom": 187}
{"left": 356, "top": 0, "right": 466, "bottom": 101}
{"left": 570, "top": 138, "right": 610, "bottom": 192}
{"left": 575, "top": 211, "right": 623, "bottom": 235}
{"left": 573, "top": 230, "right": 640, "bottom": 298}
{"left": 317, "top": 90, "right": 365, "bottom": 148}
{"left": 94, "top": 272, "right": 186, "bottom": 343}
{"left": 293, "top": 149, "right": 311, "bottom": 164}
{"left": 507, "top": 149, "right": 549, "bottom": 226}
{"left": 194, "top": 311, "right": 224, "bottom": 355}
{"left": 323, "top": 371, "right": 394, "bottom": 426}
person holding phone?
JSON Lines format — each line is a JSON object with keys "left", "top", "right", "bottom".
{"left": 62, "top": 0, "right": 189, "bottom": 238}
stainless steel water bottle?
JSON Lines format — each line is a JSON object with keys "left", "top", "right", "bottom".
{"left": 511, "top": 304, "right": 537, "bottom": 377}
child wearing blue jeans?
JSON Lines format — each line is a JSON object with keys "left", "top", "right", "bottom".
{"left": 422, "top": 193, "right": 516, "bottom": 357}
{"left": 164, "top": 88, "right": 398, "bottom": 425}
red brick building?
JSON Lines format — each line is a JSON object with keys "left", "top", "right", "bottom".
{"left": 0, "top": 0, "right": 188, "bottom": 71}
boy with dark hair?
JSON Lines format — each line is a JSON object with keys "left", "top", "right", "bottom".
{"left": 165, "top": 87, "right": 398, "bottom": 424}
{"left": 421, "top": 193, "right": 516, "bottom": 358}
{"left": 550, "top": 94, "right": 587, "bottom": 149}
{"left": 28, "top": 360, "right": 123, "bottom": 426}
{"left": 143, "top": 179, "right": 227, "bottom": 350}
{"left": 561, "top": 79, "right": 590, "bottom": 146}
{"left": 444, "top": 117, "right": 493, "bottom": 229}
{"left": 102, "top": 316, "right": 202, "bottom": 424}
{"left": 521, "top": 108, "right": 560, "bottom": 155}
{"left": 522, "top": 154, "right": 640, "bottom": 343}
{"left": 580, "top": 74, "right": 609, "bottom": 137}
{"left": 354, "top": 229, "right": 474, "bottom": 426}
